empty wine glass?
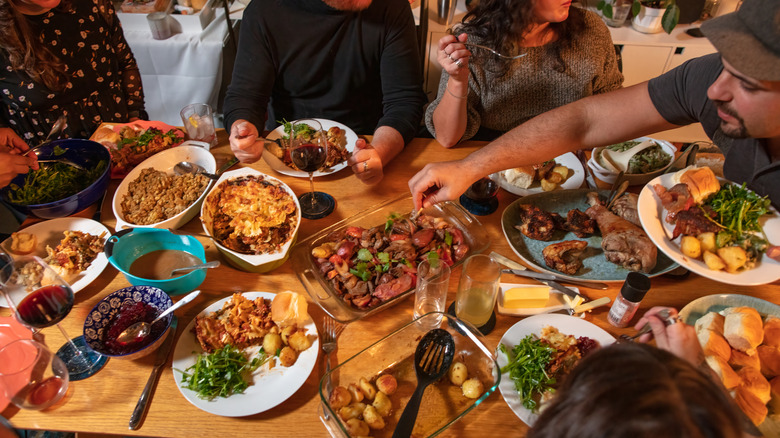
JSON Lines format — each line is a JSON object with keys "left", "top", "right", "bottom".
{"left": 290, "top": 118, "right": 335, "bottom": 219}
{"left": 0, "top": 256, "right": 106, "bottom": 380}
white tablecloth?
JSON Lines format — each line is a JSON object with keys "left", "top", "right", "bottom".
{"left": 122, "top": 11, "right": 228, "bottom": 126}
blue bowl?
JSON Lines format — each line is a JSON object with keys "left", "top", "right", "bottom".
{"left": 83, "top": 285, "right": 173, "bottom": 360}
{"left": 1, "top": 139, "right": 111, "bottom": 219}
{"left": 104, "top": 228, "right": 206, "bottom": 296}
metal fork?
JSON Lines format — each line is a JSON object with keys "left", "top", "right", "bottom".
{"left": 463, "top": 42, "right": 528, "bottom": 60}
{"left": 617, "top": 309, "right": 672, "bottom": 342}
{"left": 321, "top": 317, "right": 344, "bottom": 418}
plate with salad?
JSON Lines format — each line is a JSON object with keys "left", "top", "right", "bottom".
{"left": 638, "top": 174, "right": 780, "bottom": 285}
{"left": 171, "top": 291, "right": 319, "bottom": 416}
{"left": 262, "top": 118, "right": 357, "bottom": 178}
{"left": 496, "top": 314, "right": 614, "bottom": 426}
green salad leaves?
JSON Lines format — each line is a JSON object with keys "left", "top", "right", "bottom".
{"left": 499, "top": 335, "right": 556, "bottom": 411}
{"left": 704, "top": 183, "right": 771, "bottom": 260}
{"left": 7, "top": 159, "right": 108, "bottom": 205}
{"left": 178, "top": 345, "right": 269, "bottom": 401}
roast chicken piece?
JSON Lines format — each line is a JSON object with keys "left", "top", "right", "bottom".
{"left": 543, "top": 240, "right": 588, "bottom": 275}
{"left": 672, "top": 208, "right": 720, "bottom": 239}
{"left": 563, "top": 209, "right": 597, "bottom": 238}
{"left": 609, "top": 193, "right": 641, "bottom": 227}
{"left": 586, "top": 193, "right": 657, "bottom": 273}
{"left": 515, "top": 204, "right": 557, "bottom": 241}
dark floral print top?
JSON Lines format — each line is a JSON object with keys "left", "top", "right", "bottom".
{"left": 0, "top": 0, "right": 145, "bottom": 146}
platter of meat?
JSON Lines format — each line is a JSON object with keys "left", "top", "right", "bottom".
{"left": 290, "top": 195, "right": 491, "bottom": 323}
{"left": 501, "top": 189, "right": 677, "bottom": 282}
{"left": 638, "top": 173, "right": 780, "bottom": 286}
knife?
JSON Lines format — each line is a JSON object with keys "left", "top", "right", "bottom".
{"left": 216, "top": 156, "right": 239, "bottom": 175}
{"left": 541, "top": 279, "right": 588, "bottom": 302}
{"left": 129, "top": 317, "right": 177, "bottom": 430}
{"left": 502, "top": 268, "right": 609, "bottom": 291}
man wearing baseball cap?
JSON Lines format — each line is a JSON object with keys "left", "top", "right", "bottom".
{"left": 409, "top": 0, "right": 780, "bottom": 210}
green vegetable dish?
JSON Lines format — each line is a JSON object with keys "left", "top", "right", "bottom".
{"left": 499, "top": 335, "right": 557, "bottom": 411}
{"left": 704, "top": 183, "right": 772, "bottom": 263}
{"left": 178, "top": 344, "right": 270, "bottom": 401}
{"left": 601, "top": 140, "right": 672, "bottom": 174}
{"left": 7, "top": 159, "right": 108, "bottom": 205}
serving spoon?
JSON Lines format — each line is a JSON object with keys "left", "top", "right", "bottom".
{"left": 173, "top": 161, "right": 219, "bottom": 180}
{"left": 169, "top": 260, "right": 220, "bottom": 277}
{"left": 115, "top": 289, "right": 201, "bottom": 344}
{"left": 30, "top": 114, "right": 68, "bottom": 154}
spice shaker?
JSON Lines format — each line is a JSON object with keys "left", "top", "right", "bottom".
{"left": 607, "top": 272, "right": 651, "bottom": 328}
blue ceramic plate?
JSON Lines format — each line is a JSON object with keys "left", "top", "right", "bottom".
{"left": 501, "top": 189, "right": 677, "bottom": 283}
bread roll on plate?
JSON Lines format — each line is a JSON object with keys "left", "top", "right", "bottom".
{"left": 671, "top": 166, "right": 720, "bottom": 204}
{"left": 738, "top": 366, "right": 772, "bottom": 404}
{"left": 734, "top": 385, "right": 769, "bottom": 426}
{"left": 705, "top": 355, "right": 741, "bottom": 389}
{"left": 730, "top": 349, "right": 761, "bottom": 371}
{"left": 769, "top": 376, "right": 780, "bottom": 413}
{"left": 695, "top": 311, "right": 725, "bottom": 334}
{"left": 724, "top": 306, "right": 764, "bottom": 355}
{"left": 764, "top": 315, "right": 780, "bottom": 348}
{"left": 503, "top": 166, "right": 536, "bottom": 189}
{"left": 271, "top": 291, "right": 309, "bottom": 328}
{"left": 697, "top": 328, "right": 731, "bottom": 362}
{"left": 758, "top": 345, "right": 780, "bottom": 378}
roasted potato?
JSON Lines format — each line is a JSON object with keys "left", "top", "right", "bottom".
{"left": 461, "top": 378, "right": 484, "bottom": 399}
{"left": 697, "top": 232, "right": 717, "bottom": 253}
{"left": 344, "top": 418, "right": 370, "bottom": 437}
{"left": 362, "top": 405, "right": 386, "bottom": 430}
{"left": 449, "top": 362, "right": 468, "bottom": 386}
{"left": 681, "top": 235, "right": 702, "bottom": 259}
{"left": 358, "top": 377, "right": 377, "bottom": 401}
{"left": 372, "top": 391, "right": 392, "bottom": 417}
{"left": 375, "top": 374, "right": 397, "bottom": 395}
{"left": 329, "top": 386, "right": 352, "bottom": 410}
{"left": 540, "top": 177, "right": 560, "bottom": 192}
{"left": 347, "top": 383, "right": 364, "bottom": 403}
{"left": 280, "top": 325, "right": 296, "bottom": 345}
{"left": 703, "top": 250, "right": 726, "bottom": 271}
{"left": 338, "top": 402, "right": 366, "bottom": 421}
{"left": 718, "top": 246, "right": 747, "bottom": 273}
{"left": 288, "top": 330, "right": 313, "bottom": 352}
{"left": 278, "top": 346, "right": 297, "bottom": 367}
{"left": 263, "top": 333, "right": 282, "bottom": 355}
{"left": 551, "top": 165, "right": 570, "bottom": 180}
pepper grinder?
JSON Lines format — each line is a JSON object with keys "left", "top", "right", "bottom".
{"left": 607, "top": 272, "right": 651, "bottom": 328}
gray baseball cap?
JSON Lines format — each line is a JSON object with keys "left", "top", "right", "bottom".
{"left": 701, "top": 0, "right": 780, "bottom": 81}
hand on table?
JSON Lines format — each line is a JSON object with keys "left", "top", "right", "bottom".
{"left": 408, "top": 161, "right": 478, "bottom": 210}
{"left": 229, "top": 120, "right": 263, "bottom": 163}
{"left": 437, "top": 33, "right": 471, "bottom": 79}
{"left": 633, "top": 306, "right": 704, "bottom": 367}
{"left": 347, "top": 138, "right": 383, "bottom": 185}
{"left": 0, "top": 127, "right": 38, "bottom": 187}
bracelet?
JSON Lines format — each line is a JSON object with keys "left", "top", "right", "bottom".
{"left": 445, "top": 85, "right": 468, "bottom": 100}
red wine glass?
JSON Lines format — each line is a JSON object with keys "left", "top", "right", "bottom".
{"left": 290, "top": 118, "right": 335, "bottom": 219}
{"left": 0, "top": 256, "right": 106, "bottom": 380}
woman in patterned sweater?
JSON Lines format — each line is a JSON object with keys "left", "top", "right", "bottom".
{"left": 426, "top": 0, "right": 623, "bottom": 147}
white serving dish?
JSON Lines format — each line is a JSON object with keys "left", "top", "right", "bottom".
{"left": 588, "top": 137, "right": 676, "bottom": 185}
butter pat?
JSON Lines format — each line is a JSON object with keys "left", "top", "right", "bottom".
{"left": 504, "top": 286, "right": 550, "bottom": 309}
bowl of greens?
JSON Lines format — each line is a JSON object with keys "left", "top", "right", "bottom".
{"left": 588, "top": 137, "right": 676, "bottom": 185}
{"left": 1, "top": 139, "right": 111, "bottom": 218}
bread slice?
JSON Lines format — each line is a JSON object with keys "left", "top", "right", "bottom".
{"left": 705, "top": 355, "right": 741, "bottom": 389}
{"left": 764, "top": 315, "right": 780, "bottom": 348}
{"left": 738, "top": 366, "right": 771, "bottom": 404}
{"left": 10, "top": 232, "right": 37, "bottom": 255}
{"left": 697, "top": 328, "right": 731, "bottom": 362}
{"left": 503, "top": 166, "right": 536, "bottom": 189}
{"left": 734, "top": 385, "right": 769, "bottom": 426}
{"left": 729, "top": 349, "right": 761, "bottom": 371}
{"left": 724, "top": 306, "right": 765, "bottom": 355}
{"left": 695, "top": 311, "right": 725, "bottom": 334}
{"left": 758, "top": 345, "right": 780, "bottom": 379}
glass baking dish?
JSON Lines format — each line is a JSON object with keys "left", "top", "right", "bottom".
{"left": 319, "top": 312, "right": 500, "bottom": 438}
{"left": 291, "top": 195, "right": 490, "bottom": 323}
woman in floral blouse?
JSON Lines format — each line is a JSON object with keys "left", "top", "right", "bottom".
{"left": 0, "top": 0, "right": 146, "bottom": 149}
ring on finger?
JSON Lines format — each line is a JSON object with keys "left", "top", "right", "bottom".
{"left": 447, "top": 53, "right": 453, "bottom": 61}
{"left": 455, "top": 59, "right": 463, "bottom": 68}
{"left": 363, "top": 161, "right": 368, "bottom": 172}
{"left": 663, "top": 315, "right": 680, "bottom": 326}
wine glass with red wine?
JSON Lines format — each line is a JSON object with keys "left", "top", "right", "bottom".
{"left": 0, "top": 256, "right": 105, "bottom": 380}
{"left": 460, "top": 172, "right": 500, "bottom": 216}
{"left": 290, "top": 118, "right": 335, "bottom": 219}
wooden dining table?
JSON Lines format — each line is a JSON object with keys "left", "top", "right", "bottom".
{"left": 3, "top": 130, "right": 779, "bottom": 437}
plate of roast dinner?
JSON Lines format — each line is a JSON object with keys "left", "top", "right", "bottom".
{"left": 262, "top": 118, "right": 357, "bottom": 178}
{"left": 638, "top": 166, "right": 780, "bottom": 286}
{"left": 501, "top": 189, "right": 677, "bottom": 283}
{"left": 171, "top": 291, "right": 318, "bottom": 416}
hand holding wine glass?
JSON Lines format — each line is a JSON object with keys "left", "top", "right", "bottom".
{"left": 290, "top": 118, "right": 335, "bottom": 219}
{"left": 0, "top": 256, "right": 105, "bottom": 380}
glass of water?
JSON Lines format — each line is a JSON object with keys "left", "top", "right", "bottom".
{"left": 413, "top": 260, "right": 451, "bottom": 330}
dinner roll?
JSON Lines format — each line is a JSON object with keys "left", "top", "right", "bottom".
{"left": 723, "top": 307, "right": 764, "bottom": 355}
{"left": 9, "top": 232, "right": 37, "bottom": 255}
{"left": 737, "top": 366, "right": 771, "bottom": 404}
{"left": 763, "top": 315, "right": 780, "bottom": 348}
{"left": 705, "top": 355, "right": 741, "bottom": 390}
{"left": 503, "top": 166, "right": 535, "bottom": 189}
{"left": 734, "top": 386, "right": 768, "bottom": 426}
{"left": 729, "top": 349, "right": 761, "bottom": 371}
{"left": 769, "top": 376, "right": 780, "bottom": 414}
{"left": 697, "top": 328, "right": 731, "bottom": 362}
{"left": 758, "top": 345, "right": 780, "bottom": 378}
{"left": 271, "top": 291, "right": 308, "bottom": 328}
{"left": 695, "top": 312, "right": 725, "bottom": 335}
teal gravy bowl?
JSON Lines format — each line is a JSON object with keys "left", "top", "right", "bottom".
{"left": 104, "top": 228, "right": 206, "bottom": 296}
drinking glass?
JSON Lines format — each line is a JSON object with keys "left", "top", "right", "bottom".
{"left": 0, "top": 339, "right": 69, "bottom": 410}
{"left": 289, "top": 118, "right": 335, "bottom": 220}
{"left": 0, "top": 256, "right": 105, "bottom": 380}
{"left": 180, "top": 103, "right": 217, "bottom": 149}
{"left": 455, "top": 254, "right": 500, "bottom": 333}
{"left": 413, "top": 260, "right": 451, "bottom": 330}
{"left": 459, "top": 172, "right": 500, "bottom": 216}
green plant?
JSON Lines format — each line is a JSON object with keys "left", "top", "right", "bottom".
{"left": 632, "top": 0, "right": 680, "bottom": 34}
{"left": 596, "top": 0, "right": 621, "bottom": 20}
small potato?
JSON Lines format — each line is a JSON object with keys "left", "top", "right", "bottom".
{"left": 375, "top": 374, "right": 397, "bottom": 395}
{"left": 338, "top": 402, "right": 366, "bottom": 421}
{"left": 551, "top": 165, "right": 570, "bottom": 181}
{"left": 329, "top": 386, "right": 352, "bottom": 410}
{"left": 359, "top": 377, "right": 377, "bottom": 401}
{"left": 278, "top": 346, "right": 298, "bottom": 367}
{"left": 449, "top": 362, "right": 468, "bottom": 386}
{"left": 362, "top": 405, "right": 386, "bottom": 430}
{"left": 344, "top": 418, "right": 370, "bottom": 437}
{"left": 718, "top": 246, "right": 747, "bottom": 273}
{"left": 263, "top": 333, "right": 282, "bottom": 355}
{"left": 372, "top": 391, "right": 392, "bottom": 417}
{"left": 347, "top": 383, "right": 364, "bottom": 403}
{"left": 703, "top": 250, "right": 726, "bottom": 271}
{"left": 288, "top": 330, "right": 313, "bottom": 352}
{"left": 461, "top": 378, "right": 484, "bottom": 399}
{"left": 280, "top": 325, "right": 296, "bottom": 345}
{"left": 698, "top": 232, "right": 717, "bottom": 253}
{"left": 540, "top": 178, "right": 560, "bottom": 192}
{"left": 680, "top": 235, "right": 702, "bottom": 259}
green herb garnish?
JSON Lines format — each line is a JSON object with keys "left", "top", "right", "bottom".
{"left": 7, "top": 160, "right": 107, "bottom": 205}
{"left": 357, "top": 248, "right": 373, "bottom": 262}
{"left": 499, "top": 336, "right": 557, "bottom": 411}
{"left": 178, "top": 345, "right": 267, "bottom": 401}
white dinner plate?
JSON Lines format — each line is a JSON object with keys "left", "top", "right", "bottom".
{"left": 171, "top": 291, "right": 319, "bottom": 417}
{"left": 496, "top": 314, "right": 615, "bottom": 426}
{"left": 498, "top": 152, "right": 585, "bottom": 197}
{"left": 638, "top": 174, "right": 780, "bottom": 286}
{"left": 1, "top": 218, "right": 110, "bottom": 307}
{"left": 262, "top": 118, "right": 357, "bottom": 178}
{"left": 496, "top": 283, "right": 571, "bottom": 316}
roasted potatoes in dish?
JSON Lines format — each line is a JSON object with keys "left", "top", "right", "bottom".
{"left": 675, "top": 231, "right": 750, "bottom": 274}
{"left": 362, "top": 405, "right": 385, "bottom": 430}
{"left": 718, "top": 246, "right": 747, "bottom": 273}
{"left": 698, "top": 232, "right": 717, "bottom": 253}
{"left": 344, "top": 418, "right": 370, "bottom": 436}
{"left": 462, "top": 378, "right": 484, "bottom": 399}
{"left": 681, "top": 235, "right": 702, "bottom": 259}
{"left": 331, "top": 374, "right": 396, "bottom": 435}
{"left": 372, "top": 391, "right": 392, "bottom": 417}
{"left": 449, "top": 362, "right": 468, "bottom": 386}
{"left": 703, "top": 250, "right": 726, "bottom": 271}
{"left": 375, "top": 374, "right": 397, "bottom": 395}
{"left": 347, "top": 383, "right": 364, "bottom": 403}
{"left": 329, "top": 386, "right": 352, "bottom": 410}
{"left": 358, "top": 377, "right": 377, "bottom": 401}
{"left": 288, "top": 330, "right": 312, "bottom": 352}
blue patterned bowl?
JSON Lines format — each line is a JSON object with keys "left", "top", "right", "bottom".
{"left": 83, "top": 286, "right": 173, "bottom": 360}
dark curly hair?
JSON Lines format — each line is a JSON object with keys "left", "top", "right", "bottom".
{"left": 454, "top": 0, "right": 586, "bottom": 74}
{"left": 0, "top": 0, "right": 71, "bottom": 91}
